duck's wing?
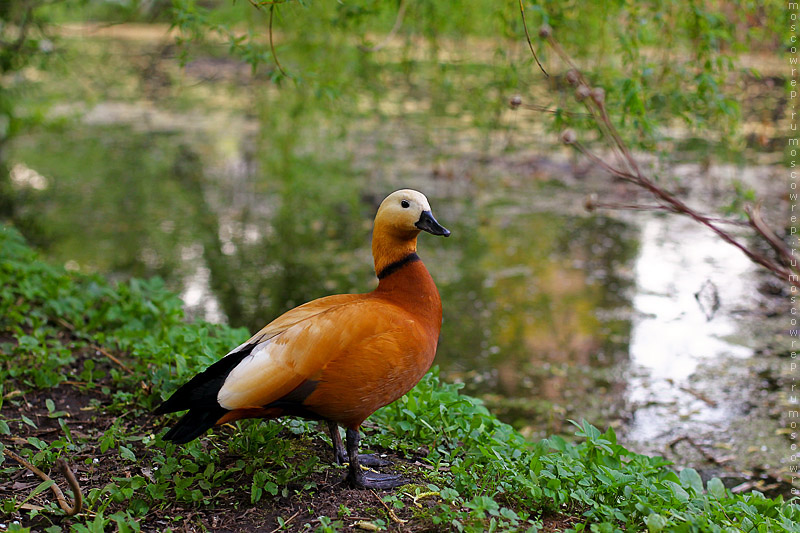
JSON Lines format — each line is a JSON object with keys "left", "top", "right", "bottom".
{"left": 154, "top": 293, "right": 361, "bottom": 416}
{"left": 216, "top": 297, "right": 389, "bottom": 411}
{"left": 245, "top": 293, "right": 363, "bottom": 347}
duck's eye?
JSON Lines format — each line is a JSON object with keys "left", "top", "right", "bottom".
{"left": 401, "top": 200, "right": 410, "bottom": 208}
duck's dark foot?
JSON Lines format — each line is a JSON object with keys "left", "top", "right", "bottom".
{"left": 334, "top": 452, "right": 392, "bottom": 468}
{"left": 358, "top": 453, "right": 393, "bottom": 467}
{"left": 347, "top": 470, "right": 408, "bottom": 490}
{"left": 342, "top": 427, "right": 406, "bottom": 490}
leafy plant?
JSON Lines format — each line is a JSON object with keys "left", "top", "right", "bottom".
{"left": 2, "top": 225, "right": 798, "bottom": 530}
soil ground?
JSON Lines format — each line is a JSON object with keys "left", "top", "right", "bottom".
{"left": 1, "top": 347, "right": 576, "bottom": 532}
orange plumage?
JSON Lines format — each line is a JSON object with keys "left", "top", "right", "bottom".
{"left": 154, "top": 189, "right": 449, "bottom": 489}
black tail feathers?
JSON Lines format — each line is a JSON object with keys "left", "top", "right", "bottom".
{"left": 154, "top": 343, "right": 257, "bottom": 444}
{"left": 161, "top": 404, "right": 229, "bottom": 444}
{"left": 154, "top": 344, "right": 256, "bottom": 416}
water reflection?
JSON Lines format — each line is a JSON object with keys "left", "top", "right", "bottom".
{"left": 9, "top": 126, "right": 199, "bottom": 281}
{"left": 625, "top": 215, "right": 755, "bottom": 443}
{"left": 436, "top": 210, "right": 637, "bottom": 438}
{"left": 9, "top": 119, "right": 642, "bottom": 438}
{"left": 9, "top": 119, "right": 759, "bottom": 445}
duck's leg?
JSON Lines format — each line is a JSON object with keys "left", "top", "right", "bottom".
{"left": 327, "top": 420, "right": 392, "bottom": 467}
{"left": 328, "top": 420, "right": 347, "bottom": 465}
{"left": 345, "top": 428, "right": 406, "bottom": 489}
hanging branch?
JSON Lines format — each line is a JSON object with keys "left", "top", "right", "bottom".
{"left": 516, "top": 23, "right": 797, "bottom": 287}
{"left": 268, "top": 4, "right": 287, "bottom": 77}
{"left": 517, "top": 0, "right": 548, "bottom": 78}
{"left": 246, "top": 0, "right": 288, "bottom": 77}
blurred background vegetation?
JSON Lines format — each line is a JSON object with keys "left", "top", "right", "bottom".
{"left": 0, "top": 0, "right": 789, "bottom": 450}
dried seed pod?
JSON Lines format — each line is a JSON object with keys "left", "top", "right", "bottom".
{"left": 565, "top": 69, "right": 580, "bottom": 86}
{"left": 509, "top": 95, "right": 522, "bottom": 109}
{"left": 561, "top": 129, "right": 577, "bottom": 145}
{"left": 538, "top": 25, "right": 552, "bottom": 38}
{"left": 575, "top": 85, "right": 591, "bottom": 101}
{"left": 584, "top": 194, "right": 597, "bottom": 212}
{"left": 591, "top": 87, "right": 606, "bottom": 105}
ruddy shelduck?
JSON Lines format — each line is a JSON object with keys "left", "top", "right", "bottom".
{"left": 155, "top": 189, "right": 450, "bottom": 489}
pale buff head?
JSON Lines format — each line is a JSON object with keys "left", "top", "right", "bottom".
{"left": 374, "top": 189, "right": 450, "bottom": 239}
{"left": 371, "top": 189, "right": 449, "bottom": 277}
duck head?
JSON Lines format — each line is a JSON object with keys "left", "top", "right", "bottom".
{"left": 372, "top": 189, "right": 450, "bottom": 277}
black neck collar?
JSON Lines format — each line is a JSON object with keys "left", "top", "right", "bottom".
{"left": 377, "top": 252, "right": 420, "bottom": 280}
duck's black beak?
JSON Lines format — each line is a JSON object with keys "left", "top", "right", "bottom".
{"left": 415, "top": 210, "right": 451, "bottom": 237}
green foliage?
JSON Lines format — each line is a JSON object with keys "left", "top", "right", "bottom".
{"left": 159, "top": 0, "right": 781, "bottom": 151}
{"left": 375, "top": 381, "right": 800, "bottom": 531}
{"left": 2, "top": 226, "right": 799, "bottom": 530}
{"left": 4, "top": 0, "right": 785, "bottom": 335}
{"left": 0, "top": 2, "right": 791, "bottom": 529}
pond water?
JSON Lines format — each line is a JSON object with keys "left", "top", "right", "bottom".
{"left": 5, "top": 31, "right": 780, "bottom": 461}
{"left": 7, "top": 111, "right": 767, "bottom": 455}
{"left": 624, "top": 215, "right": 756, "bottom": 444}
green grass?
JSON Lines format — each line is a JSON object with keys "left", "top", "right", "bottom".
{"left": 1, "top": 223, "right": 799, "bottom": 532}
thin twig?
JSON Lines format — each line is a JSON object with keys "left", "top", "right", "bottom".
{"left": 370, "top": 489, "right": 407, "bottom": 524}
{"left": 586, "top": 100, "right": 637, "bottom": 177}
{"left": 542, "top": 33, "right": 578, "bottom": 76}
{"left": 90, "top": 344, "right": 134, "bottom": 374}
{"left": 542, "top": 32, "right": 634, "bottom": 173}
{"left": 267, "top": 510, "right": 300, "bottom": 533}
{"left": 517, "top": 0, "right": 548, "bottom": 78}
{"left": 3, "top": 449, "right": 83, "bottom": 516}
{"left": 570, "top": 141, "right": 638, "bottom": 183}
{"left": 268, "top": 4, "right": 287, "bottom": 77}
{"left": 585, "top": 198, "right": 750, "bottom": 226}
{"left": 678, "top": 386, "right": 719, "bottom": 407}
{"left": 746, "top": 203, "right": 794, "bottom": 266}
{"left": 358, "top": 0, "right": 407, "bottom": 53}
{"left": 55, "top": 317, "right": 134, "bottom": 374}
{"left": 595, "top": 101, "right": 643, "bottom": 178}
{"left": 246, "top": 0, "right": 287, "bottom": 77}
{"left": 520, "top": 102, "right": 589, "bottom": 116}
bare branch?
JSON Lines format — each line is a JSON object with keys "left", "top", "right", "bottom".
{"left": 517, "top": 0, "right": 548, "bottom": 78}
{"left": 3, "top": 449, "right": 83, "bottom": 516}
{"left": 584, "top": 197, "right": 750, "bottom": 226}
{"left": 746, "top": 203, "right": 794, "bottom": 267}
{"left": 532, "top": 25, "right": 797, "bottom": 286}
{"left": 569, "top": 140, "right": 639, "bottom": 183}
{"left": 514, "top": 100, "right": 589, "bottom": 117}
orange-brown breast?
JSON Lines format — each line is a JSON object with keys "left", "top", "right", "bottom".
{"left": 302, "top": 260, "right": 442, "bottom": 429}
{"left": 213, "top": 258, "right": 442, "bottom": 430}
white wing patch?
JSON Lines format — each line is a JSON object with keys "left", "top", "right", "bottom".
{"left": 217, "top": 338, "right": 277, "bottom": 409}
{"left": 213, "top": 300, "right": 380, "bottom": 411}
{"left": 229, "top": 340, "right": 273, "bottom": 378}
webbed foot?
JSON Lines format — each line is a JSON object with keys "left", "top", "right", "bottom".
{"left": 342, "top": 427, "right": 406, "bottom": 490}
{"left": 347, "top": 470, "right": 408, "bottom": 490}
{"left": 357, "top": 453, "right": 393, "bottom": 467}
